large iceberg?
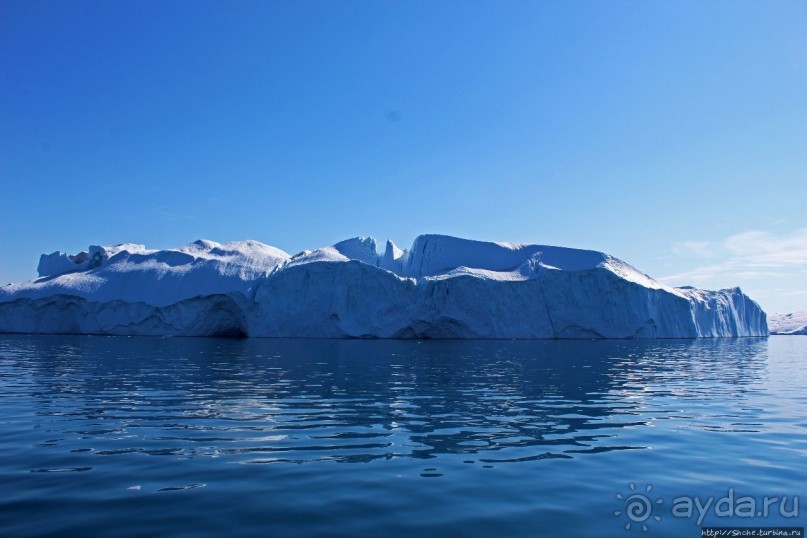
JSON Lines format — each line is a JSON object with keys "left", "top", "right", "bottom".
{"left": 0, "top": 235, "right": 768, "bottom": 338}
{"left": 769, "top": 311, "right": 807, "bottom": 335}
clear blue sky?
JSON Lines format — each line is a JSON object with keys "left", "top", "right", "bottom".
{"left": 1, "top": 0, "right": 806, "bottom": 313}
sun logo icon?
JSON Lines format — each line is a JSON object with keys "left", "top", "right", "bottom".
{"left": 614, "top": 483, "right": 663, "bottom": 532}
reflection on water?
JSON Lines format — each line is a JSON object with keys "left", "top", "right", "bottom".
{"left": 3, "top": 338, "right": 768, "bottom": 464}
{"left": 0, "top": 335, "right": 804, "bottom": 537}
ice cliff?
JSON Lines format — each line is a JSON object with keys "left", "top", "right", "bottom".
{"left": 0, "top": 235, "right": 768, "bottom": 338}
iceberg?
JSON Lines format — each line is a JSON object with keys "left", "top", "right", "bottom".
{"left": 0, "top": 234, "right": 768, "bottom": 338}
{"left": 769, "top": 311, "right": 807, "bottom": 335}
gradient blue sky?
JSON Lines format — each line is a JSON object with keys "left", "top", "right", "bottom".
{"left": 1, "top": 0, "right": 806, "bottom": 313}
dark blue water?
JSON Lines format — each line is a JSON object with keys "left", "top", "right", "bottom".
{"left": 0, "top": 336, "right": 805, "bottom": 537}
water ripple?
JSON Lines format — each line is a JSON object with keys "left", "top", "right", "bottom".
{"left": 1, "top": 336, "right": 805, "bottom": 537}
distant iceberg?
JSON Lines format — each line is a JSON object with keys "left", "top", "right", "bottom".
{"left": 0, "top": 235, "right": 768, "bottom": 338}
{"left": 769, "top": 311, "right": 807, "bottom": 335}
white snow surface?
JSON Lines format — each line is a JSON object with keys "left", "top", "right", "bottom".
{"left": 18, "top": 240, "right": 289, "bottom": 306}
{"left": 0, "top": 234, "right": 768, "bottom": 338}
{"left": 769, "top": 311, "right": 807, "bottom": 335}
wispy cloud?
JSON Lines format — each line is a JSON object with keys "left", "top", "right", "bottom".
{"left": 723, "top": 229, "right": 807, "bottom": 268}
{"left": 670, "top": 240, "right": 716, "bottom": 258}
{"left": 660, "top": 228, "right": 807, "bottom": 286}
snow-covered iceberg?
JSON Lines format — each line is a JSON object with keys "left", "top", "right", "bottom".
{"left": 769, "top": 311, "right": 807, "bottom": 335}
{"left": 0, "top": 235, "right": 768, "bottom": 338}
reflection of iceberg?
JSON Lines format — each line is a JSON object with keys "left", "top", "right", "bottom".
{"left": 16, "top": 336, "right": 770, "bottom": 464}
{"left": 0, "top": 235, "right": 768, "bottom": 338}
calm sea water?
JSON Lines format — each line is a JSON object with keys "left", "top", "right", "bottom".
{"left": 0, "top": 335, "right": 805, "bottom": 537}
